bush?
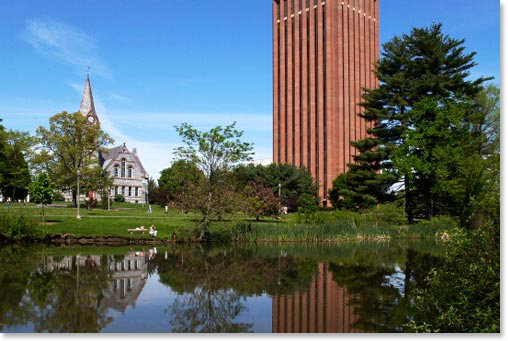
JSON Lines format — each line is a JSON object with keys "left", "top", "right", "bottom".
{"left": 407, "top": 226, "right": 500, "bottom": 332}
{"left": 295, "top": 193, "right": 320, "bottom": 224}
{"left": 0, "top": 210, "right": 41, "bottom": 241}
{"left": 409, "top": 216, "right": 458, "bottom": 238}
{"left": 114, "top": 194, "right": 125, "bottom": 203}
{"left": 362, "top": 203, "right": 407, "bottom": 227}
{"left": 52, "top": 192, "right": 65, "bottom": 202}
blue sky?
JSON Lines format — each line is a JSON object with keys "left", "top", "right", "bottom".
{"left": 0, "top": 0, "right": 500, "bottom": 179}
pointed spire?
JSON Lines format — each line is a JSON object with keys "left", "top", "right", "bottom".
{"left": 79, "top": 75, "right": 97, "bottom": 118}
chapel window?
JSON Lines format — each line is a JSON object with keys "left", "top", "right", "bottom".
{"left": 121, "top": 159, "right": 126, "bottom": 178}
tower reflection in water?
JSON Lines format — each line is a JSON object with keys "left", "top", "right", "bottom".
{"left": 272, "top": 264, "right": 359, "bottom": 333}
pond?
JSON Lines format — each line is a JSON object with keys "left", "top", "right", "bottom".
{"left": 0, "top": 241, "right": 443, "bottom": 333}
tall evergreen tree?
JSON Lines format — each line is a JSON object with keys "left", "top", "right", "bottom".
{"left": 344, "top": 23, "right": 490, "bottom": 222}
{"left": 329, "top": 138, "right": 396, "bottom": 210}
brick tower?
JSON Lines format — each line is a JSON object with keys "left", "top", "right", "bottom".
{"left": 272, "top": 0, "right": 379, "bottom": 203}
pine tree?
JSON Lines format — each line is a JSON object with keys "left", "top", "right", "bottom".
{"left": 341, "top": 23, "right": 490, "bottom": 222}
{"left": 329, "top": 138, "right": 396, "bottom": 210}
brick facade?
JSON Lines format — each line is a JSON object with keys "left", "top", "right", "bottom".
{"left": 273, "top": 0, "right": 379, "bottom": 203}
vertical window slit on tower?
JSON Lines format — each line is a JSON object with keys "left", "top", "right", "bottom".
{"left": 285, "top": 19, "right": 288, "bottom": 162}
{"left": 347, "top": 5, "right": 351, "bottom": 166}
{"left": 314, "top": 8, "right": 318, "bottom": 184}
{"left": 299, "top": 12, "right": 303, "bottom": 167}
{"left": 343, "top": 2, "right": 347, "bottom": 172}
{"left": 292, "top": 19, "right": 296, "bottom": 164}
{"left": 307, "top": 15, "right": 311, "bottom": 170}
{"left": 278, "top": 23, "right": 281, "bottom": 162}
{"left": 323, "top": 4, "right": 327, "bottom": 199}
{"left": 353, "top": 2, "right": 357, "bottom": 157}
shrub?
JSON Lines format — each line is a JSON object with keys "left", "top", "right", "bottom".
{"left": 52, "top": 192, "right": 65, "bottom": 202}
{"left": 407, "top": 226, "right": 500, "bottom": 332}
{"left": 0, "top": 210, "right": 41, "bottom": 241}
{"left": 362, "top": 203, "right": 407, "bottom": 227}
{"left": 409, "top": 216, "right": 458, "bottom": 238}
{"left": 295, "top": 193, "right": 320, "bottom": 224}
{"left": 114, "top": 194, "right": 125, "bottom": 203}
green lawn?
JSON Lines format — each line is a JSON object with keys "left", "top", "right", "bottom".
{"left": 0, "top": 202, "right": 280, "bottom": 240}
{"left": 0, "top": 202, "right": 452, "bottom": 242}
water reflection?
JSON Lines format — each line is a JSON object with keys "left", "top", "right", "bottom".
{"left": 273, "top": 264, "right": 360, "bottom": 333}
{"left": 0, "top": 242, "right": 442, "bottom": 333}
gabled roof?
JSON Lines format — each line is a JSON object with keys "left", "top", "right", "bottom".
{"left": 101, "top": 145, "right": 123, "bottom": 162}
{"left": 101, "top": 144, "right": 148, "bottom": 176}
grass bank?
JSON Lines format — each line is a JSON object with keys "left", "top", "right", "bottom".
{"left": 0, "top": 203, "right": 456, "bottom": 244}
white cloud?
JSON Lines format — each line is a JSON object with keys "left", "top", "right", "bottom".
{"left": 23, "top": 17, "right": 112, "bottom": 80}
{"left": 109, "top": 93, "right": 130, "bottom": 102}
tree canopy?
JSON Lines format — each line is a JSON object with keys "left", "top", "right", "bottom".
{"left": 173, "top": 122, "right": 254, "bottom": 238}
{"left": 330, "top": 23, "right": 495, "bottom": 224}
{"left": 35, "top": 112, "right": 113, "bottom": 207}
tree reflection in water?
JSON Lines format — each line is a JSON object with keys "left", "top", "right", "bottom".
{"left": 0, "top": 242, "right": 442, "bottom": 333}
{"left": 159, "top": 245, "right": 317, "bottom": 333}
{"left": 169, "top": 288, "right": 252, "bottom": 333}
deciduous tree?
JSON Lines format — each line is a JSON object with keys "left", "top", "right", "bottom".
{"left": 28, "top": 173, "right": 55, "bottom": 225}
{"left": 174, "top": 122, "right": 253, "bottom": 239}
{"left": 35, "top": 112, "right": 113, "bottom": 207}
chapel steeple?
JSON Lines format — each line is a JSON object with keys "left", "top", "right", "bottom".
{"left": 79, "top": 75, "right": 100, "bottom": 125}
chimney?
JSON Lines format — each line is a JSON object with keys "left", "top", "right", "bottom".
{"left": 132, "top": 148, "right": 137, "bottom": 155}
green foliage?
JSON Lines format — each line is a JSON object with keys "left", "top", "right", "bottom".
{"left": 407, "top": 227, "right": 500, "bottom": 332}
{"left": 29, "top": 173, "right": 54, "bottom": 206}
{"left": 173, "top": 122, "right": 254, "bottom": 238}
{"left": 28, "top": 173, "right": 54, "bottom": 225}
{"left": 355, "top": 23, "right": 492, "bottom": 223}
{"left": 329, "top": 138, "right": 397, "bottom": 211}
{"left": 296, "top": 193, "right": 319, "bottom": 224}
{"left": 362, "top": 203, "right": 407, "bottom": 228}
{"left": 113, "top": 194, "right": 125, "bottom": 203}
{"left": 0, "top": 210, "right": 40, "bottom": 241}
{"left": 158, "top": 160, "right": 204, "bottom": 203}
{"left": 0, "top": 130, "right": 32, "bottom": 201}
{"left": 240, "top": 182, "right": 280, "bottom": 221}
{"left": 232, "top": 163, "right": 317, "bottom": 211}
{"left": 34, "top": 111, "right": 114, "bottom": 207}
{"left": 174, "top": 121, "right": 254, "bottom": 185}
{"left": 52, "top": 192, "right": 65, "bottom": 202}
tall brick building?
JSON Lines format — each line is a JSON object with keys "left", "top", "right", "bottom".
{"left": 272, "top": 0, "right": 379, "bottom": 202}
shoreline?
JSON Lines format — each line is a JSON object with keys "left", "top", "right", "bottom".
{"left": 0, "top": 233, "right": 437, "bottom": 246}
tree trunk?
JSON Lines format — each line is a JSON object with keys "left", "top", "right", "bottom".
{"left": 200, "top": 190, "right": 213, "bottom": 240}
{"left": 72, "top": 190, "right": 77, "bottom": 208}
{"left": 404, "top": 176, "right": 414, "bottom": 224}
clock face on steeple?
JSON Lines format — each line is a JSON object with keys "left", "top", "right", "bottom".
{"left": 87, "top": 115, "right": 96, "bottom": 124}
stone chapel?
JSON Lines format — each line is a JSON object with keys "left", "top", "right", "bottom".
{"left": 79, "top": 76, "right": 149, "bottom": 204}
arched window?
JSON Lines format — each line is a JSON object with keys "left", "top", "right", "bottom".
{"left": 128, "top": 167, "right": 133, "bottom": 178}
{"left": 114, "top": 166, "right": 119, "bottom": 177}
{"left": 121, "top": 159, "right": 126, "bottom": 178}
